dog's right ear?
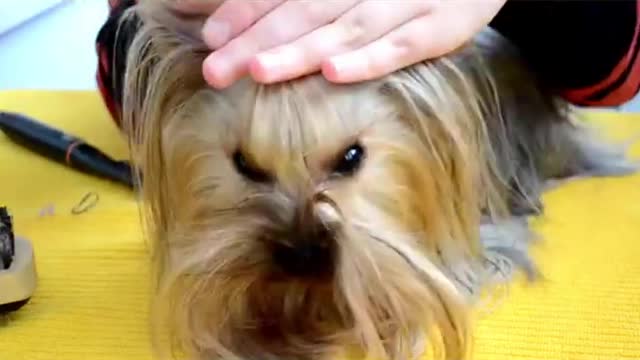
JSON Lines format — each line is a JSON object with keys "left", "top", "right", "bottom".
{"left": 121, "top": 0, "right": 212, "bottom": 138}
{"left": 119, "top": 0, "right": 214, "bottom": 280}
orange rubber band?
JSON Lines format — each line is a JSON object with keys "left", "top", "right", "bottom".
{"left": 65, "top": 141, "right": 83, "bottom": 166}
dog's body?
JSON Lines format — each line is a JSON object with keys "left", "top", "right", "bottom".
{"left": 120, "top": 2, "right": 637, "bottom": 360}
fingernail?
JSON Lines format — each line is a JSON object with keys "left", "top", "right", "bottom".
{"left": 203, "top": 55, "right": 233, "bottom": 89}
{"left": 254, "top": 46, "right": 304, "bottom": 82}
{"left": 252, "top": 53, "right": 282, "bottom": 83}
{"left": 256, "top": 53, "right": 281, "bottom": 71}
{"left": 328, "top": 54, "right": 362, "bottom": 76}
{"left": 202, "top": 18, "right": 230, "bottom": 49}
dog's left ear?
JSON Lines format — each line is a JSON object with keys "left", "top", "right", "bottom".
{"left": 377, "top": 44, "right": 510, "bottom": 281}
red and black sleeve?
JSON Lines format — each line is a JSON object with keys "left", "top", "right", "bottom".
{"left": 490, "top": 0, "right": 640, "bottom": 107}
{"left": 95, "top": 0, "right": 139, "bottom": 126}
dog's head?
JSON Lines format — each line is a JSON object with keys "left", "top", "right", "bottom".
{"left": 123, "top": 2, "right": 513, "bottom": 360}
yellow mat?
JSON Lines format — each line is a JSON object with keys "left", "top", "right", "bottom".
{"left": 0, "top": 90, "right": 639, "bottom": 360}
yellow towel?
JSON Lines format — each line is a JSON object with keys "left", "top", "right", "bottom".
{"left": 0, "top": 90, "right": 639, "bottom": 360}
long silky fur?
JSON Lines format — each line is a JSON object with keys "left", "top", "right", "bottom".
{"left": 121, "top": 2, "right": 637, "bottom": 360}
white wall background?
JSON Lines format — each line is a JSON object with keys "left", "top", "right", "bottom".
{"left": 0, "top": 0, "right": 109, "bottom": 90}
{"left": 0, "top": 0, "right": 639, "bottom": 111}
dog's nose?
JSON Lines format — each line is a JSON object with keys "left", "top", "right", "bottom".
{"left": 272, "top": 241, "right": 334, "bottom": 278}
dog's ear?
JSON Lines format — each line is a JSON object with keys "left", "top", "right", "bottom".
{"left": 119, "top": 0, "right": 212, "bottom": 281}
{"left": 378, "top": 42, "right": 506, "bottom": 257}
{"left": 364, "top": 53, "right": 505, "bottom": 359}
{"left": 121, "top": 0, "right": 211, "bottom": 137}
{"left": 376, "top": 27, "right": 568, "bottom": 241}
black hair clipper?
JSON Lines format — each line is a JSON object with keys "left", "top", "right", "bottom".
{"left": 0, "top": 207, "right": 37, "bottom": 313}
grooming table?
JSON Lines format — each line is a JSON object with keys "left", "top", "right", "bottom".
{"left": 0, "top": 90, "right": 639, "bottom": 360}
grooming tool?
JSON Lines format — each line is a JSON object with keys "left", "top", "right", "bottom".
{"left": 0, "top": 111, "right": 134, "bottom": 189}
{"left": 0, "top": 208, "right": 14, "bottom": 270}
{"left": 0, "top": 207, "right": 37, "bottom": 313}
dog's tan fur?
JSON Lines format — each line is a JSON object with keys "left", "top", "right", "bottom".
{"left": 120, "top": 2, "right": 637, "bottom": 360}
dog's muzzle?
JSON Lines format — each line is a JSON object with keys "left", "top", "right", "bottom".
{"left": 261, "top": 193, "right": 341, "bottom": 278}
{"left": 272, "top": 240, "right": 335, "bottom": 278}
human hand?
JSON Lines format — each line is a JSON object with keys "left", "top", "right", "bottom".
{"left": 172, "top": 0, "right": 507, "bottom": 89}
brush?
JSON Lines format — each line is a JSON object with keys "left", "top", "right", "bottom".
{"left": 0, "top": 207, "right": 37, "bottom": 314}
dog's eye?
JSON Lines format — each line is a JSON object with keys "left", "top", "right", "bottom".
{"left": 232, "top": 150, "right": 271, "bottom": 183}
{"left": 333, "top": 143, "right": 365, "bottom": 175}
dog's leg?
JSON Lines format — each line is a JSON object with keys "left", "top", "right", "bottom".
{"left": 507, "top": 175, "right": 544, "bottom": 216}
{"left": 475, "top": 29, "right": 638, "bottom": 213}
{"left": 497, "top": 110, "right": 639, "bottom": 216}
{"left": 503, "top": 118, "right": 639, "bottom": 218}
{"left": 536, "top": 119, "right": 639, "bottom": 183}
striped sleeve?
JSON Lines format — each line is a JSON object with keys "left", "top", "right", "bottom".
{"left": 490, "top": 0, "right": 640, "bottom": 107}
{"left": 95, "top": 0, "right": 139, "bottom": 126}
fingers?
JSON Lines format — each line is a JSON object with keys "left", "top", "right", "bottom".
{"left": 249, "top": 0, "right": 432, "bottom": 83}
{"left": 322, "top": 2, "right": 504, "bottom": 83}
{"left": 202, "top": 0, "right": 358, "bottom": 88}
{"left": 321, "top": 15, "right": 453, "bottom": 83}
{"left": 198, "top": 0, "right": 506, "bottom": 88}
{"left": 202, "top": 0, "right": 285, "bottom": 49}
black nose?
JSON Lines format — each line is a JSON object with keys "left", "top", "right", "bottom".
{"left": 272, "top": 242, "right": 335, "bottom": 278}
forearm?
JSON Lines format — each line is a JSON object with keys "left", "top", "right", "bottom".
{"left": 490, "top": 0, "right": 640, "bottom": 107}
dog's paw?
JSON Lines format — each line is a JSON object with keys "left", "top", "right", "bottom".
{"left": 557, "top": 123, "right": 640, "bottom": 179}
{"left": 576, "top": 137, "right": 640, "bottom": 177}
{"left": 479, "top": 216, "right": 538, "bottom": 284}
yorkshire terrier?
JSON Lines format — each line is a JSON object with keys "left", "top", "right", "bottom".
{"left": 117, "top": 2, "right": 637, "bottom": 360}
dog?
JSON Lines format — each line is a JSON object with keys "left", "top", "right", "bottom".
{"left": 117, "top": 2, "right": 637, "bottom": 359}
